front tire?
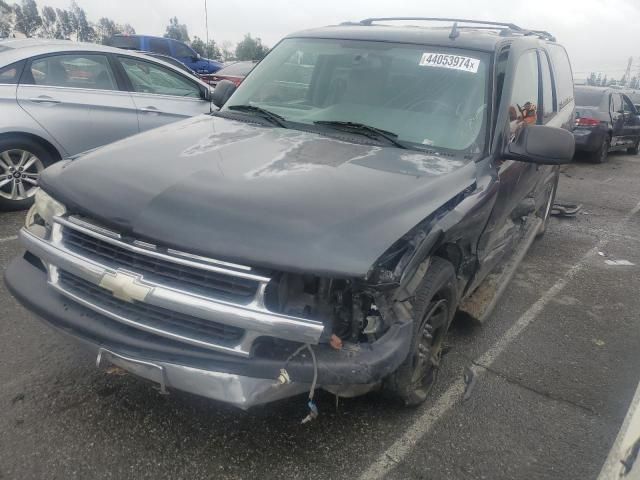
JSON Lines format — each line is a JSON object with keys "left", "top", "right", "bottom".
{"left": 386, "top": 257, "right": 458, "bottom": 406}
{"left": 0, "top": 137, "right": 55, "bottom": 211}
{"left": 627, "top": 140, "right": 640, "bottom": 155}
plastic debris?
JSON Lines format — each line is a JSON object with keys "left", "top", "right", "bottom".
{"left": 330, "top": 334, "right": 343, "bottom": 350}
{"left": 277, "top": 368, "right": 291, "bottom": 385}
{"left": 301, "top": 400, "right": 319, "bottom": 424}
{"left": 551, "top": 203, "right": 582, "bottom": 217}
{"left": 463, "top": 366, "right": 479, "bottom": 402}
{"left": 605, "top": 259, "right": 635, "bottom": 266}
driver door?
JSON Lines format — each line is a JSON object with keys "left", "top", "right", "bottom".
{"left": 474, "top": 49, "right": 543, "bottom": 284}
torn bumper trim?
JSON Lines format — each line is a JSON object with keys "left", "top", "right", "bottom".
{"left": 5, "top": 255, "right": 413, "bottom": 403}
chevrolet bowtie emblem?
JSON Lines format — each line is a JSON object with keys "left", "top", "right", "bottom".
{"left": 99, "top": 271, "right": 153, "bottom": 303}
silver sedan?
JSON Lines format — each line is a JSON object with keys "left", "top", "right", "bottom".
{"left": 0, "top": 39, "right": 214, "bottom": 210}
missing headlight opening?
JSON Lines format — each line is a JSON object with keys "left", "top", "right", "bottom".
{"left": 264, "top": 273, "right": 386, "bottom": 345}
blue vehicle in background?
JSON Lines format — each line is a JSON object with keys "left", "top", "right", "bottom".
{"left": 109, "top": 34, "right": 223, "bottom": 75}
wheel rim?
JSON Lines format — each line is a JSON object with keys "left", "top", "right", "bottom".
{"left": 411, "top": 298, "right": 450, "bottom": 387}
{"left": 0, "top": 149, "right": 44, "bottom": 201}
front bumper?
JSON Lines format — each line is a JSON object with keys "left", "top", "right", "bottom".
{"left": 4, "top": 254, "right": 413, "bottom": 407}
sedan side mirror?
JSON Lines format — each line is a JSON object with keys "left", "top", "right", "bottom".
{"left": 212, "top": 80, "right": 237, "bottom": 108}
{"left": 193, "top": 53, "right": 201, "bottom": 61}
{"left": 504, "top": 125, "right": 575, "bottom": 165}
{"left": 199, "top": 85, "right": 211, "bottom": 101}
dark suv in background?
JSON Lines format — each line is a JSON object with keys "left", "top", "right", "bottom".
{"left": 6, "top": 18, "right": 575, "bottom": 412}
{"left": 573, "top": 86, "right": 640, "bottom": 162}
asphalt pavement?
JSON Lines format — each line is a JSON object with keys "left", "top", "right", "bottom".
{"left": 1, "top": 153, "right": 639, "bottom": 480}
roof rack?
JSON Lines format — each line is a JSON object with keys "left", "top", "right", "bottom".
{"left": 355, "top": 17, "right": 556, "bottom": 42}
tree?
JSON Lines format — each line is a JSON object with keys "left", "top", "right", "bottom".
{"left": 587, "top": 72, "right": 597, "bottom": 86}
{"left": 164, "top": 16, "right": 189, "bottom": 42}
{"left": 95, "top": 17, "right": 117, "bottom": 44}
{"left": 120, "top": 23, "right": 135, "bottom": 35}
{"left": 191, "top": 36, "right": 220, "bottom": 59}
{"left": 40, "top": 6, "right": 59, "bottom": 38}
{"left": 0, "top": 0, "right": 13, "bottom": 38}
{"left": 55, "top": 8, "right": 73, "bottom": 39}
{"left": 235, "top": 33, "right": 269, "bottom": 61}
{"left": 220, "top": 40, "right": 234, "bottom": 61}
{"left": 596, "top": 73, "right": 602, "bottom": 86}
{"left": 602, "top": 75, "right": 608, "bottom": 87}
{"left": 14, "top": 0, "right": 42, "bottom": 37}
{"left": 70, "top": 1, "right": 94, "bottom": 42}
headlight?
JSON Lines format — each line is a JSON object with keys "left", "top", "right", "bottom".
{"left": 25, "top": 188, "right": 66, "bottom": 237}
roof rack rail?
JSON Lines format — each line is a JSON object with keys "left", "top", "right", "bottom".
{"left": 359, "top": 17, "right": 523, "bottom": 30}
{"left": 356, "top": 17, "right": 556, "bottom": 42}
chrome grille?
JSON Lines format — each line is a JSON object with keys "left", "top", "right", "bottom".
{"left": 62, "top": 225, "right": 260, "bottom": 302}
{"left": 19, "top": 215, "right": 325, "bottom": 357}
{"left": 58, "top": 269, "right": 245, "bottom": 346}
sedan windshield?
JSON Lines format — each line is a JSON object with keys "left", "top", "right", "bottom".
{"left": 224, "top": 38, "right": 490, "bottom": 153}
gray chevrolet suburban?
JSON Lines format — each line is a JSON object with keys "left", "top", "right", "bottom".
{"left": 5, "top": 18, "right": 575, "bottom": 416}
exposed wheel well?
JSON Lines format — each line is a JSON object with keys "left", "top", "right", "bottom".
{"left": 0, "top": 132, "right": 62, "bottom": 162}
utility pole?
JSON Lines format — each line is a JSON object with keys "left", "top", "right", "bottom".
{"left": 622, "top": 56, "right": 633, "bottom": 86}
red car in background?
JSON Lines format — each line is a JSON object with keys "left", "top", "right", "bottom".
{"left": 205, "top": 61, "right": 257, "bottom": 87}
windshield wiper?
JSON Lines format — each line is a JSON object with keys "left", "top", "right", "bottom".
{"left": 313, "top": 121, "right": 407, "bottom": 149}
{"left": 227, "top": 105, "right": 286, "bottom": 127}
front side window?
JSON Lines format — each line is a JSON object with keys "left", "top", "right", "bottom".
{"left": 508, "top": 50, "right": 539, "bottom": 139}
{"left": 622, "top": 95, "right": 636, "bottom": 113}
{"left": 28, "top": 54, "right": 117, "bottom": 90}
{"left": 119, "top": 56, "right": 200, "bottom": 97}
{"left": 225, "top": 38, "right": 490, "bottom": 153}
{"left": 149, "top": 38, "right": 171, "bottom": 56}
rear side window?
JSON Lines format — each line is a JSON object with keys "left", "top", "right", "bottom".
{"left": 149, "top": 38, "right": 171, "bottom": 56}
{"left": 539, "top": 51, "right": 555, "bottom": 122}
{"left": 509, "top": 50, "right": 539, "bottom": 138}
{"left": 547, "top": 45, "right": 574, "bottom": 111}
{"left": 0, "top": 61, "right": 24, "bottom": 84}
{"left": 28, "top": 54, "right": 117, "bottom": 90}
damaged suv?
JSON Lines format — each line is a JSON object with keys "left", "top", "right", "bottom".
{"left": 5, "top": 18, "right": 575, "bottom": 411}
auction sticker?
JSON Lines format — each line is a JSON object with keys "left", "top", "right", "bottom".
{"left": 419, "top": 53, "right": 480, "bottom": 73}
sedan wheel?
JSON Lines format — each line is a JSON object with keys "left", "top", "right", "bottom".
{"left": 0, "top": 149, "right": 45, "bottom": 203}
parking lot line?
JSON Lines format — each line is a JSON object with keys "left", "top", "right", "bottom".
{"left": 359, "top": 200, "right": 640, "bottom": 480}
{"left": 0, "top": 235, "right": 18, "bottom": 243}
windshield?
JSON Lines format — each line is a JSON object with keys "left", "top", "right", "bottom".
{"left": 224, "top": 38, "right": 490, "bottom": 153}
{"left": 575, "top": 89, "right": 604, "bottom": 107}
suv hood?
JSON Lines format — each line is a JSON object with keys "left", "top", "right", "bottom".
{"left": 41, "top": 115, "right": 476, "bottom": 277}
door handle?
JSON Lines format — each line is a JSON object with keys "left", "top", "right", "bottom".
{"left": 27, "top": 96, "right": 61, "bottom": 104}
{"left": 140, "top": 106, "right": 161, "bottom": 114}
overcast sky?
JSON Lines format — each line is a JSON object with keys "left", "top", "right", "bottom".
{"left": 37, "top": 0, "right": 640, "bottom": 79}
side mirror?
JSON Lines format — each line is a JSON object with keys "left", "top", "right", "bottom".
{"left": 199, "top": 84, "right": 211, "bottom": 101}
{"left": 193, "top": 53, "right": 201, "bottom": 61}
{"left": 212, "top": 80, "right": 237, "bottom": 108}
{"left": 504, "top": 125, "right": 575, "bottom": 165}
